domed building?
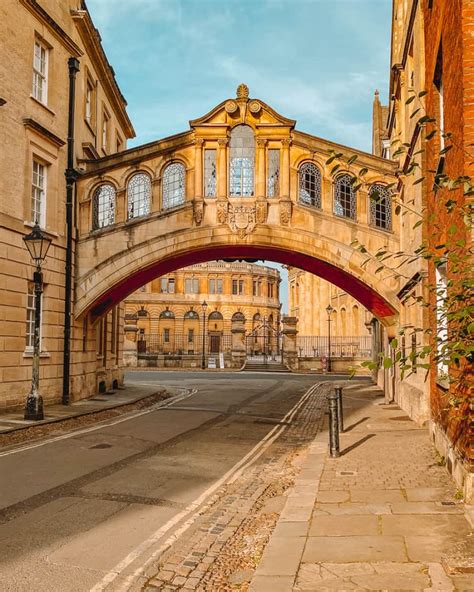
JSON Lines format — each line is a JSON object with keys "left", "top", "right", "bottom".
{"left": 124, "top": 260, "right": 281, "bottom": 366}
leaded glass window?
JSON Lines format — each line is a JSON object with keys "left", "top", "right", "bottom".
{"left": 267, "top": 149, "right": 280, "bottom": 197}
{"left": 204, "top": 150, "right": 217, "bottom": 197}
{"left": 229, "top": 125, "right": 254, "bottom": 197}
{"left": 163, "top": 163, "right": 185, "bottom": 209}
{"left": 298, "top": 163, "right": 321, "bottom": 207}
{"left": 128, "top": 173, "right": 151, "bottom": 219}
{"left": 92, "top": 184, "right": 115, "bottom": 229}
{"left": 334, "top": 174, "right": 357, "bottom": 220}
{"left": 369, "top": 184, "right": 392, "bottom": 230}
{"left": 160, "top": 308, "right": 175, "bottom": 319}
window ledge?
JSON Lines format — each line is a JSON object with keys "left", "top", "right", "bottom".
{"left": 24, "top": 221, "right": 59, "bottom": 238}
{"left": 23, "top": 350, "right": 51, "bottom": 358}
{"left": 29, "top": 95, "right": 56, "bottom": 116}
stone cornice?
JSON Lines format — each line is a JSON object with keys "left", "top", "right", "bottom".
{"left": 71, "top": 8, "right": 135, "bottom": 139}
{"left": 292, "top": 131, "right": 397, "bottom": 173}
{"left": 20, "top": 0, "right": 83, "bottom": 57}
{"left": 23, "top": 117, "right": 66, "bottom": 147}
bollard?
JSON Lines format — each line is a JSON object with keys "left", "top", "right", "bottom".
{"left": 335, "top": 385, "right": 344, "bottom": 433}
{"left": 327, "top": 391, "right": 340, "bottom": 457}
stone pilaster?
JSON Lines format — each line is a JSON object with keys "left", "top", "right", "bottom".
{"left": 231, "top": 316, "right": 246, "bottom": 367}
{"left": 282, "top": 315, "right": 298, "bottom": 370}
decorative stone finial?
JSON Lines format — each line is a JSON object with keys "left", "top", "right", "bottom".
{"left": 236, "top": 83, "right": 249, "bottom": 99}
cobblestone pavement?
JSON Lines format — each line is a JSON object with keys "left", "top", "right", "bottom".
{"left": 140, "top": 382, "right": 331, "bottom": 591}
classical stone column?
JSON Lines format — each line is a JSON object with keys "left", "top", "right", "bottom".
{"left": 194, "top": 138, "right": 204, "bottom": 199}
{"left": 256, "top": 137, "right": 266, "bottom": 198}
{"left": 282, "top": 315, "right": 298, "bottom": 370}
{"left": 231, "top": 315, "right": 246, "bottom": 368}
{"left": 115, "top": 187, "right": 126, "bottom": 223}
{"left": 280, "top": 138, "right": 291, "bottom": 198}
{"left": 279, "top": 138, "right": 293, "bottom": 225}
{"left": 217, "top": 138, "right": 228, "bottom": 198}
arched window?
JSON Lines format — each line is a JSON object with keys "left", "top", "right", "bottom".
{"left": 232, "top": 311, "right": 246, "bottom": 322}
{"left": 92, "top": 184, "right": 115, "bottom": 229}
{"left": 128, "top": 173, "right": 151, "bottom": 219}
{"left": 299, "top": 163, "right": 322, "bottom": 208}
{"left": 184, "top": 310, "right": 199, "bottom": 320}
{"left": 162, "top": 163, "right": 185, "bottom": 209}
{"left": 159, "top": 308, "right": 175, "bottom": 319}
{"left": 229, "top": 125, "right": 254, "bottom": 197}
{"left": 208, "top": 310, "right": 223, "bottom": 321}
{"left": 334, "top": 173, "right": 357, "bottom": 220}
{"left": 369, "top": 184, "right": 392, "bottom": 230}
{"left": 253, "top": 312, "right": 261, "bottom": 322}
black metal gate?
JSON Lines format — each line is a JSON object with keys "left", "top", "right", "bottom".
{"left": 245, "top": 320, "right": 281, "bottom": 364}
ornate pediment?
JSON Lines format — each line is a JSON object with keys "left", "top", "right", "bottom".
{"left": 189, "top": 84, "right": 296, "bottom": 132}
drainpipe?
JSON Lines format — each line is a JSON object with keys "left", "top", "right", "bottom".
{"left": 62, "top": 57, "right": 80, "bottom": 405}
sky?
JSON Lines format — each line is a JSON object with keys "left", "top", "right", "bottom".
{"left": 87, "top": 0, "right": 393, "bottom": 311}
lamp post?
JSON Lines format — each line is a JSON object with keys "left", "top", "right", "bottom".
{"left": 326, "top": 304, "right": 335, "bottom": 373}
{"left": 201, "top": 300, "right": 208, "bottom": 369}
{"left": 23, "top": 223, "right": 52, "bottom": 420}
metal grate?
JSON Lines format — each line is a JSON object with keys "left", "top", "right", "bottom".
{"left": 93, "top": 184, "right": 116, "bottom": 229}
{"left": 267, "top": 149, "right": 280, "bottom": 197}
{"left": 128, "top": 173, "right": 151, "bottom": 219}
{"left": 296, "top": 335, "right": 372, "bottom": 358}
{"left": 369, "top": 184, "right": 392, "bottom": 230}
{"left": 204, "top": 149, "right": 217, "bottom": 197}
{"left": 334, "top": 173, "right": 357, "bottom": 220}
{"left": 163, "top": 163, "right": 185, "bottom": 209}
{"left": 299, "top": 162, "right": 321, "bottom": 208}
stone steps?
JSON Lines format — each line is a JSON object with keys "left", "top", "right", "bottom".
{"left": 242, "top": 362, "right": 291, "bottom": 373}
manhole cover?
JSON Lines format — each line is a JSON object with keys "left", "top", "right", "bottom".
{"left": 89, "top": 443, "right": 112, "bottom": 449}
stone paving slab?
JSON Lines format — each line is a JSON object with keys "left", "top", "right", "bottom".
{"left": 248, "top": 380, "right": 473, "bottom": 591}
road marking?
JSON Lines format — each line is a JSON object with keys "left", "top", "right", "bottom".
{"left": 0, "top": 388, "right": 197, "bottom": 458}
{"left": 89, "top": 383, "right": 321, "bottom": 592}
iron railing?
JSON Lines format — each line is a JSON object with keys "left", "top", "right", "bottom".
{"left": 296, "top": 335, "right": 372, "bottom": 358}
{"left": 138, "top": 333, "right": 233, "bottom": 355}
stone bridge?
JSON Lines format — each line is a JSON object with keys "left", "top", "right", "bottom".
{"left": 76, "top": 85, "right": 399, "bottom": 328}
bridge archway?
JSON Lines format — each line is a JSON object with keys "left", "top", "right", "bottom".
{"left": 77, "top": 226, "right": 399, "bottom": 327}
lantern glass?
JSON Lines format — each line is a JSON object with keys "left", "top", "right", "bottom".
{"left": 23, "top": 224, "right": 52, "bottom": 265}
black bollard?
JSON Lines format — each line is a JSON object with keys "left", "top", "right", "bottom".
{"left": 335, "top": 385, "right": 344, "bottom": 433}
{"left": 327, "top": 391, "right": 340, "bottom": 457}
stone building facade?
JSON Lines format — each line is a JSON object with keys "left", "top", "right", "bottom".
{"left": 383, "top": 0, "right": 473, "bottom": 497}
{"left": 0, "top": 0, "right": 134, "bottom": 409}
{"left": 124, "top": 260, "right": 281, "bottom": 361}
{"left": 288, "top": 267, "right": 370, "bottom": 337}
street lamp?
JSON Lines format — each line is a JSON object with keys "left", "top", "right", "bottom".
{"left": 201, "top": 300, "right": 208, "bottom": 369}
{"left": 326, "top": 304, "right": 335, "bottom": 373}
{"left": 23, "top": 223, "right": 52, "bottom": 420}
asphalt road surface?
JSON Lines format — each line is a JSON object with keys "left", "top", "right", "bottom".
{"left": 0, "top": 371, "right": 328, "bottom": 592}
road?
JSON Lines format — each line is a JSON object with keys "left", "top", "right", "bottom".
{"left": 0, "top": 371, "right": 329, "bottom": 592}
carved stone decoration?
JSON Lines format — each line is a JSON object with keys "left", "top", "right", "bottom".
{"left": 217, "top": 200, "right": 228, "bottom": 224}
{"left": 225, "top": 100, "right": 239, "bottom": 114}
{"left": 249, "top": 100, "right": 261, "bottom": 114}
{"left": 255, "top": 199, "right": 267, "bottom": 224}
{"left": 193, "top": 199, "right": 204, "bottom": 226}
{"left": 236, "top": 83, "right": 249, "bottom": 99}
{"left": 228, "top": 204, "right": 256, "bottom": 239}
{"left": 279, "top": 199, "right": 292, "bottom": 226}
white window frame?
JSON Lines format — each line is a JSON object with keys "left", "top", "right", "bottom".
{"left": 31, "top": 159, "right": 47, "bottom": 227}
{"left": 32, "top": 40, "right": 48, "bottom": 104}
{"left": 25, "top": 284, "right": 42, "bottom": 352}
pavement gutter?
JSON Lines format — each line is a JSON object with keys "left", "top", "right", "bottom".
{"left": 249, "top": 418, "right": 328, "bottom": 592}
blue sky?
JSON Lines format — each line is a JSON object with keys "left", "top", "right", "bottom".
{"left": 87, "top": 0, "right": 392, "bottom": 311}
